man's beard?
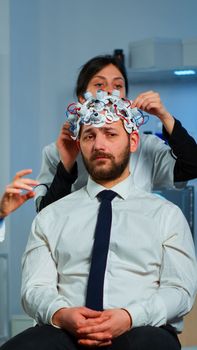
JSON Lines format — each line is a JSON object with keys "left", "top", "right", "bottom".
{"left": 81, "top": 146, "right": 130, "bottom": 182}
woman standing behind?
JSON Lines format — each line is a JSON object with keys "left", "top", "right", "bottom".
{"left": 35, "top": 55, "right": 197, "bottom": 212}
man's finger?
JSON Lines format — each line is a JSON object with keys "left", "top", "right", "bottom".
{"left": 78, "top": 320, "right": 110, "bottom": 335}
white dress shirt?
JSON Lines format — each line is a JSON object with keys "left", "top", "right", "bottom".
{"left": 22, "top": 175, "right": 197, "bottom": 332}
{"left": 35, "top": 132, "right": 177, "bottom": 205}
{"left": 0, "top": 219, "right": 5, "bottom": 242}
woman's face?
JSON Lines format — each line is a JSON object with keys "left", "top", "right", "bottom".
{"left": 85, "top": 63, "right": 126, "bottom": 99}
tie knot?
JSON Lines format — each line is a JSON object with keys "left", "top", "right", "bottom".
{"left": 97, "top": 190, "right": 117, "bottom": 202}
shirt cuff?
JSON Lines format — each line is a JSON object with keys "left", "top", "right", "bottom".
{"left": 0, "top": 218, "right": 5, "bottom": 242}
{"left": 126, "top": 295, "right": 167, "bottom": 328}
{"left": 47, "top": 300, "right": 69, "bottom": 326}
{"left": 50, "top": 317, "right": 61, "bottom": 329}
{"left": 162, "top": 117, "right": 177, "bottom": 142}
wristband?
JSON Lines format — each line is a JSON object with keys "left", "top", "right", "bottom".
{"left": 0, "top": 217, "right": 4, "bottom": 225}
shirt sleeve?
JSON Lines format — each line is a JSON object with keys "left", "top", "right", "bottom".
{"left": 163, "top": 118, "right": 197, "bottom": 182}
{"left": 21, "top": 217, "right": 70, "bottom": 325}
{"left": 140, "top": 134, "right": 176, "bottom": 190}
{"left": 0, "top": 219, "right": 5, "bottom": 242}
{"left": 126, "top": 205, "right": 197, "bottom": 331}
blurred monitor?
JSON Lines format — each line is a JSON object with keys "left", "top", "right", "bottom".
{"left": 154, "top": 186, "right": 194, "bottom": 238}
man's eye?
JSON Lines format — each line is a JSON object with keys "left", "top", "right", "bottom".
{"left": 107, "top": 133, "right": 117, "bottom": 137}
{"left": 84, "top": 134, "right": 93, "bottom": 140}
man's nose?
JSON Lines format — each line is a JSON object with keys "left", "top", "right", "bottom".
{"left": 93, "top": 134, "right": 106, "bottom": 151}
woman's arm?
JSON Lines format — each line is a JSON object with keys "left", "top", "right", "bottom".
{"left": 132, "top": 91, "right": 197, "bottom": 184}
{"left": 163, "top": 118, "right": 197, "bottom": 182}
{"left": 37, "top": 161, "right": 78, "bottom": 211}
{"left": 35, "top": 122, "right": 79, "bottom": 212}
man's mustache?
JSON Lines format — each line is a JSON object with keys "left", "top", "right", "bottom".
{"left": 90, "top": 151, "right": 114, "bottom": 161}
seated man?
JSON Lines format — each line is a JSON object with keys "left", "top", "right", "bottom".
{"left": 1, "top": 91, "right": 196, "bottom": 350}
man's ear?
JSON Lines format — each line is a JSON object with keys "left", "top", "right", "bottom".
{"left": 130, "top": 131, "right": 139, "bottom": 153}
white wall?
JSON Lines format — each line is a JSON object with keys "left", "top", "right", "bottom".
{"left": 0, "top": 0, "right": 11, "bottom": 341}
{"left": 6, "top": 0, "right": 197, "bottom": 319}
{"left": 0, "top": 0, "right": 10, "bottom": 262}
{"left": 0, "top": 0, "right": 10, "bottom": 220}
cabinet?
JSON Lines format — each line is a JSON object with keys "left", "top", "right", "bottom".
{"left": 128, "top": 66, "right": 197, "bottom": 84}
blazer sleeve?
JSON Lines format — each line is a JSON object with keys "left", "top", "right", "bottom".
{"left": 163, "top": 118, "right": 197, "bottom": 182}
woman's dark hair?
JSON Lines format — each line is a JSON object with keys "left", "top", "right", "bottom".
{"left": 75, "top": 55, "right": 128, "bottom": 98}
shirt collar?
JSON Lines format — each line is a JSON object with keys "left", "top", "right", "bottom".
{"left": 86, "top": 174, "right": 134, "bottom": 200}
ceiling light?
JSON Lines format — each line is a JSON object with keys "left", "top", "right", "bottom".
{"left": 174, "top": 69, "right": 196, "bottom": 76}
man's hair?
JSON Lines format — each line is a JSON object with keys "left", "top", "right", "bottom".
{"left": 75, "top": 55, "right": 129, "bottom": 98}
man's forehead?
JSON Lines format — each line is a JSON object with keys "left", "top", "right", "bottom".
{"left": 81, "top": 120, "right": 123, "bottom": 134}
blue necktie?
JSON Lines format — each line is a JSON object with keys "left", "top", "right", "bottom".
{"left": 86, "top": 190, "right": 117, "bottom": 311}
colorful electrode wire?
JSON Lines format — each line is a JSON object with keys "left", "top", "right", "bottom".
{"left": 65, "top": 90, "right": 149, "bottom": 139}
